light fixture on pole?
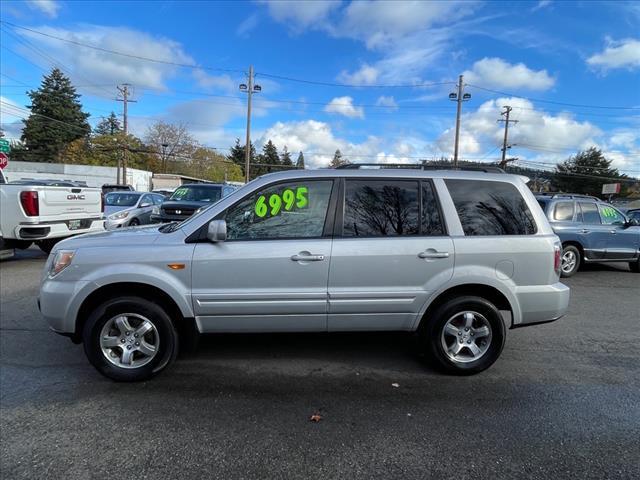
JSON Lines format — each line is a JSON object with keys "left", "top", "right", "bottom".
{"left": 449, "top": 75, "right": 471, "bottom": 169}
{"left": 240, "top": 65, "right": 261, "bottom": 183}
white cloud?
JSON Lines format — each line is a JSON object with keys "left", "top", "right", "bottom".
{"left": 237, "top": 13, "right": 260, "bottom": 37}
{"left": 0, "top": 96, "right": 25, "bottom": 141}
{"left": 262, "top": 0, "right": 481, "bottom": 85}
{"left": 463, "top": 57, "right": 555, "bottom": 91}
{"left": 324, "top": 96, "right": 364, "bottom": 118}
{"left": 531, "top": 0, "right": 552, "bottom": 12}
{"left": 338, "top": 64, "right": 379, "bottom": 86}
{"left": 26, "top": 0, "right": 60, "bottom": 18}
{"left": 20, "top": 25, "right": 196, "bottom": 93}
{"left": 375, "top": 96, "right": 398, "bottom": 110}
{"left": 435, "top": 97, "right": 602, "bottom": 160}
{"left": 260, "top": 0, "right": 340, "bottom": 29}
{"left": 587, "top": 38, "right": 640, "bottom": 72}
{"left": 192, "top": 70, "right": 236, "bottom": 92}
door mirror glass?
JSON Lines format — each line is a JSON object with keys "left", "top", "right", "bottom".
{"left": 139, "top": 201, "right": 152, "bottom": 208}
{"left": 207, "top": 219, "right": 227, "bottom": 242}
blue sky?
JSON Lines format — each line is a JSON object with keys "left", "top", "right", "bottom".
{"left": 1, "top": 0, "right": 639, "bottom": 174}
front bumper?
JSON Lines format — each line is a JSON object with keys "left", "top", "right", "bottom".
{"left": 514, "top": 282, "right": 570, "bottom": 327}
{"left": 39, "top": 278, "right": 95, "bottom": 334}
{"left": 105, "top": 216, "right": 129, "bottom": 230}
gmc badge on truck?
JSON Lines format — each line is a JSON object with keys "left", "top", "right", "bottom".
{"left": 67, "top": 194, "right": 86, "bottom": 200}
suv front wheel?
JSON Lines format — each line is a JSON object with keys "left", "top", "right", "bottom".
{"left": 422, "top": 296, "right": 506, "bottom": 375}
{"left": 82, "top": 296, "right": 178, "bottom": 381}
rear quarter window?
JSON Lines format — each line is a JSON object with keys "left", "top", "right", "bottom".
{"left": 445, "top": 179, "right": 537, "bottom": 236}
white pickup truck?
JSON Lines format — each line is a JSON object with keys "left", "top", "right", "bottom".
{"left": 0, "top": 169, "right": 105, "bottom": 254}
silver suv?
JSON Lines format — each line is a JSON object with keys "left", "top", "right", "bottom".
{"left": 39, "top": 167, "right": 570, "bottom": 381}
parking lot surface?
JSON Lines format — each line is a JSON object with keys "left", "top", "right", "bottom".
{"left": 1, "top": 248, "right": 639, "bottom": 479}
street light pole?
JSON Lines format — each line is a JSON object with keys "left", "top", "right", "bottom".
{"left": 449, "top": 75, "right": 471, "bottom": 169}
{"left": 240, "top": 65, "right": 261, "bottom": 183}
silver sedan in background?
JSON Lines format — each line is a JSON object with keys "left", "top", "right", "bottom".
{"left": 104, "top": 192, "right": 165, "bottom": 230}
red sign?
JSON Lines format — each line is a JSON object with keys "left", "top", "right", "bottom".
{"left": 0, "top": 153, "right": 8, "bottom": 170}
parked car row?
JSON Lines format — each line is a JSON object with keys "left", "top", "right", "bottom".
{"left": 0, "top": 171, "right": 239, "bottom": 255}
{"left": 536, "top": 193, "right": 640, "bottom": 277}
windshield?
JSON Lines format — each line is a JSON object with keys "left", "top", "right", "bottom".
{"left": 105, "top": 193, "right": 141, "bottom": 207}
{"left": 170, "top": 186, "right": 222, "bottom": 203}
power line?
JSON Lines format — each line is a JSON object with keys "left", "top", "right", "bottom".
{"left": 256, "top": 72, "right": 456, "bottom": 89}
{"left": 466, "top": 83, "right": 640, "bottom": 110}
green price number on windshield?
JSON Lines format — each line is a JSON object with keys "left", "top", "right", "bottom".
{"left": 254, "top": 186, "right": 308, "bottom": 218}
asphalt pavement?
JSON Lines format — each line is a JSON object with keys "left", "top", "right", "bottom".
{"left": 1, "top": 248, "right": 639, "bottom": 479}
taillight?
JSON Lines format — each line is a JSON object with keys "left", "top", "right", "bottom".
{"left": 554, "top": 244, "right": 562, "bottom": 275}
{"left": 20, "top": 191, "right": 39, "bottom": 216}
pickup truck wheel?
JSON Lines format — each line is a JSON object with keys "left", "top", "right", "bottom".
{"left": 630, "top": 259, "right": 640, "bottom": 273}
{"left": 560, "top": 245, "right": 581, "bottom": 278}
{"left": 422, "top": 296, "right": 505, "bottom": 375}
{"left": 37, "top": 238, "right": 59, "bottom": 254}
{"left": 82, "top": 296, "right": 178, "bottom": 382}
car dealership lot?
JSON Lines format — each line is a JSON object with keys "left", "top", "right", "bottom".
{"left": 1, "top": 249, "right": 639, "bottom": 479}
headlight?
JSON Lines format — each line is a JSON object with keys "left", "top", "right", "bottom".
{"left": 50, "top": 250, "right": 75, "bottom": 277}
{"left": 109, "top": 210, "right": 129, "bottom": 220}
{"left": 152, "top": 206, "right": 160, "bottom": 215}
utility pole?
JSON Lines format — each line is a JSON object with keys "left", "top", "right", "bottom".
{"left": 239, "top": 66, "right": 261, "bottom": 183}
{"left": 498, "top": 105, "right": 518, "bottom": 168}
{"left": 117, "top": 84, "right": 136, "bottom": 185}
{"left": 449, "top": 75, "right": 471, "bottom": 168}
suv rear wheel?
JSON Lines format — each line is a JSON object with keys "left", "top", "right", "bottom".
{"left": 422, "top": 296, "right": 505, "bottom": 375}
{"left": 560, "top": 245, "right": 581, "bottom": 277}
{"left": 82, "top": 296, "right": 178, "bottom": 381}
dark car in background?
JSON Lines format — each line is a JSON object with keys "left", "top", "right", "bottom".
{"left": 536, "top": 193, "right": 640, "bottom": 277}
{"left": 150, "top": 183, "right": 237, "bottom": 223}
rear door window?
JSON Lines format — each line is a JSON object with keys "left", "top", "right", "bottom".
{"left": 445, "top": 179, "right": 537, "bottom": 235}
{"left": 343, "top": 180, "right": 420, "bottom": 237}
{"left": 579, "top": 203, "right": 601, "bottom": 224}
{"left": 553, "top": 201, "right": 575, "bottom": 221}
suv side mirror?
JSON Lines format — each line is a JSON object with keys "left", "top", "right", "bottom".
{"left": 140, "top": 201, "right": 152, "bottom": 208}
{"left": 625, "top": 218, "right": 640, "bottom": 227}
{"left": 207, "top": 219, "right": 227, "bottom": 242}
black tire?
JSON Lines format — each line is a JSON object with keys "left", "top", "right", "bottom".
{"left": 421, "top": 296, "right": 506, "bottom": 375}
{"left": 36, "top": 238, "right": 59, "bottom": 254}
{"left": 560, "top": 245, "right": 581, "bottom": 278}
{"left": 629, "top": 259, "right": 640, "bottom": 273}
{"left": 1, "top": 238, "right": 32, "bottom": 250}
{"left": 129, "top": 218, "right": 140, "bottom": 226}
{"left": 82, "top": 296, "right": 178, "bottom": 382}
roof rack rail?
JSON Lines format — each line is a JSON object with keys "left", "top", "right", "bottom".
{"left": 335, "top": 163, "right": 505, "bottom": 173}
{"left": 535, "top": 193, "right": 600, "bottom": 200}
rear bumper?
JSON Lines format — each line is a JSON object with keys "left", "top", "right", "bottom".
{"left": 15, "top": 219, "right": 105, "bottom": 240}
{"left": 514, "top": 282, "right": 570, "bottom": 327}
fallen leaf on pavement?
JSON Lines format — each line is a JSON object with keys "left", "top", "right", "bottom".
{"left": 310, "top": 413, "right": 322, "bottom": 422}
{"left": 391, "top": 383, "right": 400, "bottom": 388}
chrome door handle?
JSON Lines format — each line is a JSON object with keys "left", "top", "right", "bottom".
{"left": 580, "top": 229, "right": 589, "bottom": 234}
{"left": 418, "top": 251, "right": 449, "bottom": 259}
{"left": 291, "top": 253, "right": 325, "bottom": 262}
{"left": 610, "top": 230, "right": 617, "bottom": 234}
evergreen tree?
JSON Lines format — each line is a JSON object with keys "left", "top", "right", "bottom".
{"left": 555, "top": 147, "right": 626, "bottom": 196}
{"left": 14, "top": 68, "right": 90, "bottom": 162}
{"left": 94, "top": 112, "right": 122, "bottom": 136}
{"left": 227, "top": 138, "right": 256, "bottom": 179}
{"left": 280, "top": 146, "right": 293, "bottom": 167}
{"left": 296, "top": 151, "right": 305, "bottom": 169}
{"left": 330, "top": 149, "right": 347, "bottom": 168}
{"left": 262, "top": 140, "right": 280, "bottom": 167}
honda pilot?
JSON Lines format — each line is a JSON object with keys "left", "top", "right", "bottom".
{"left": 39, "top": 167, "right": 570, "bottom": 381}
